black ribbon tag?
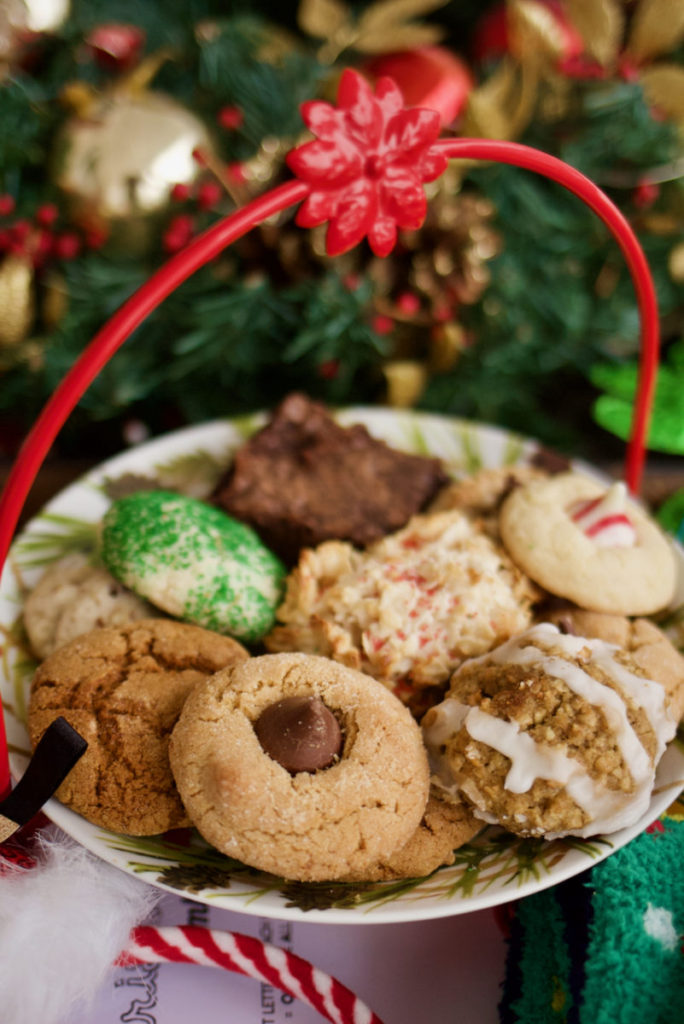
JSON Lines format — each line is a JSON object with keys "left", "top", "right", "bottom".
{"left": 0, "top": 717, "right": 87, "bottom": 841}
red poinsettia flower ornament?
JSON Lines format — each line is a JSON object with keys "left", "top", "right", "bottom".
{"left": 286, "top": 69, "right": 447, "bottom": 257}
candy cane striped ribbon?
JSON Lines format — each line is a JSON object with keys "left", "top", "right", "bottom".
{"left": 119, "top": 925, "right": 385, "bottom": 1024}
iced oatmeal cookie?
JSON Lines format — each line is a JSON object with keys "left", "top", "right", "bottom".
{"left": 169, "top": 652, "right": 430, "bottom": 881}
{"left": 542, "top": 604, "right": 684, "bottom": 723}
{"left": 423, "top": 623, "right": 677, "bottom": 839}
{"left": 28, "top": 619, "right": 249, "bottom": 835}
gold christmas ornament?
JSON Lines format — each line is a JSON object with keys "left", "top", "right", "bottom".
{"left": 429, "top": 321, "right": 466, "bottom": 373}
{"left": 382, "top": 359, "right": 428, "bottom": 408}
{"left": 0, "top": 0, "right": 70, "bottom": 71}
{"left": 668, "top": 241, "right": 684, "bottom": 284}
{"left": 298, "top": 0, "right": 447, "bottom": 64}
{"left": 53, "top": 89, "right": 215, "bottom": 252}
{"left": 0, "top": 255, "right": 34, "bottom": 349}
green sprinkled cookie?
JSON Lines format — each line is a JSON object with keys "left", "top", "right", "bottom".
{"left": 101, "top": 490, "right": 286, "bottom": 643}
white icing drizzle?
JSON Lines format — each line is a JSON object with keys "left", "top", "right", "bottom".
{"left": 567, "top": 481, "right": 636, "bottom": 548}
{"left": 422, "top": 623, "right": 673, "bottom": 838}
{"left": 464, "top": 706, "right": 578, "bottom": 793}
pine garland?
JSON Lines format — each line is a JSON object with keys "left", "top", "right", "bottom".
{"left": 0, "top": 0, "right": 681, "bottom": 460}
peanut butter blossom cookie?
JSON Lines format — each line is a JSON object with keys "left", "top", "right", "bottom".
{"left": 170, "top": 652, "right": 430, "bottom": 881}
{"left": 101, "top": 490, "right": 286, "bottom": 642}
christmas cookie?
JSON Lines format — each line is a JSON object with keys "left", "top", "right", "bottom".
{"left": 169, "top": 652, "right": 430, "bottom": 881}
{"left": 23, "top": 551, "right": 156, "bottom": 660}
{"left": 429, "top": 464, "right": 547, "bottom": 540}
{"left": 541, "top": 604, "right": 684, "bottom": 723}
{"left": 28, "top": 619, "right": 249, "bottom": 835}
{"left": 499, "top": 472, "right": 677, "bottom": 615}
{"left": 101, "top": 490, "right": 286, "bottom": 642}
{"left": 266, "top": 509, "right": 537, "bottom": 699}
{"left": 342, "top": 790, "right": 480, "bottom": 882}
{"left": 423, "top": 623, "right": 677, "bottom": 839}
{"left": 213, "top": 392, "right": 448, "bottom": 564}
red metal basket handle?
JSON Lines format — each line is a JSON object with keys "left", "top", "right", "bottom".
{"left": 0, "top": 68, "right": 659, "bottom": 801}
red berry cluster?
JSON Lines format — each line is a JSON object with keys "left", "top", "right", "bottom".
{"left": 163, "top": 177, "right": 227, "bottom": 253}
{"left": 0, "top": 195, "right": 107, "bottom": 267}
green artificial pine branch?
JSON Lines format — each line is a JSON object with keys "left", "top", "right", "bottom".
{"left": 0, "top": 1, "right": 681, "bottom": 462}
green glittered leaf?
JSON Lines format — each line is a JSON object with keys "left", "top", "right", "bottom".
{"left": 590, "top": 346, "right": 684, "bottom": 454}
{"left": 657, "top": 489, "right": 684, "bottom": 540}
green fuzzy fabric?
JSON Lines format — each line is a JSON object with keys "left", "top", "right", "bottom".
{"left": 508, "top": 890, "right": 574, "bottom": 1023}
{"left": 580, "top": 818, "right": 684, "bottom": 1024}
{"left": 501, "top": 814, "right": 684, "bottom": 1024}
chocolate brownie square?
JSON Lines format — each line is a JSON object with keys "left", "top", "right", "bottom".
{"left": 213, "top": 393, "right": 448, "bottom": 563}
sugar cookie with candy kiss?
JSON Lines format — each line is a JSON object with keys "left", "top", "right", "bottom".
{"left": 499, "top": 472, "right": 677, "bottom": 615}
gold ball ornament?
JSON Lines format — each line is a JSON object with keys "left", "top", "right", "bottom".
{"left": 53, "top": 90, "right": 215, "bottom": 253}
{"left": 0, "top": 254, "right": 34, "bottom": 350}
{"left": 668, "top": 241, "right": 684, "bottom": 284}
{"left": 0, "top": 0, "right": 70, "bottom": 70}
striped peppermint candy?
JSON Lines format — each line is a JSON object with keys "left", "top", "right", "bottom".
{"left": 569, "top": 481, "right": 636, "bottom": 548}
{"left": 118, "top": 925, "right": 385, "bottom": 1024}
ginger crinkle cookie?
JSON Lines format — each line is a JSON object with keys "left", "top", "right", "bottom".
{"left": 541, "top": 605, "right": 684, "bottom": 724}
{"left": 169, "top": 652, "right": 430, "bottom": 882}
{"left": 28, "top": 619, "right": 249, "bottom": 835}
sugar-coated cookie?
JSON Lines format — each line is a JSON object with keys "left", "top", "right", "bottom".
{"left": 423, "top": 623, "right": 676, "bottom": 839}
{"left": 28, "top": 619, "right": 249, "bottom": 835}
{"left": 169, "top": 652, "right": 430, "bottom": 881}
{"left": 499, "top": 473, "right": 677, "bottom": 615}
{"left": 101, "top": 490, "right": 286, "bottom": 642}
{"left": 341, "top": 790, "right": 480, "bottom": 882}
{"left": 23, "top": 551, "right": 155, "bottom": 659}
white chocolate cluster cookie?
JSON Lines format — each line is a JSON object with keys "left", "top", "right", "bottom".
{"left": 266, "top": 510, "right": 537, "bottom": 697}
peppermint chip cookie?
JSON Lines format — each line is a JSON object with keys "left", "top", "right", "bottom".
{"left": 266, "top": 510, "right": 537, "bottom": 699}
{"left": 169, "top": 652, "right": 430, "bottom": 881}
{"left": 423, "top": 623, "right": 677, "bottom": 839}
{"left": 499, "top": 472, "right": 677, "bottom": 615}
{"left": 23, "top": 551, "right": 155, "bottom": 660}
{"left": 101, "top": 490, "right": 286, "bottom": 642}
{"left": 28, "top": 618, "right": 249, "bottom": 835}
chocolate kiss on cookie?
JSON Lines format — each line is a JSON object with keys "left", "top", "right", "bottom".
{"left": 254, "top": 696, "right": 343, "bottom": 773}
{"left": 169, "top": 652, "right": 430, "bottom": 881}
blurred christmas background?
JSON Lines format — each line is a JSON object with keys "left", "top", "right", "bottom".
{"left": 0, "top": 0, "right": 683, "bottom": 520}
